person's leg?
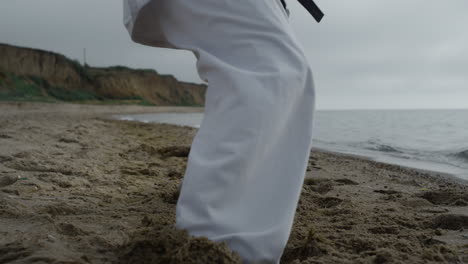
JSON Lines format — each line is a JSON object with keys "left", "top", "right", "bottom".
{"left": 157, "top": 0, "right": 315, "bottom": 262}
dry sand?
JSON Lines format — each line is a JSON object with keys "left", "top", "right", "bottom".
{"left": 0, "top": 102, "right": 467, "bottom": 264}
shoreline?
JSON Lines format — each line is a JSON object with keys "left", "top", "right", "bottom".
{"left": 312, "top": 147, "right": 468, "bottom": 187}
{"left": 1, "top": 102, "right": 467, "bottom": 263}
{"left": 107, "top": 107, "right": 468, "bottom": 184}
{"left": 9, "top": 101, "right": 463, "bottom": 186}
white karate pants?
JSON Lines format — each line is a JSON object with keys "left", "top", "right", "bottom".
{"left": 125, "top": 0, "right": 315, "bottom": 263}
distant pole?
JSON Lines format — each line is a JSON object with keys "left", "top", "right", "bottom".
{"left": 83, "top": 48, "right": 87, "bottom": 67}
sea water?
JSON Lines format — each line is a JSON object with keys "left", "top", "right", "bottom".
{"left": 115, "top": 109, "right": 468, "bottom": 180}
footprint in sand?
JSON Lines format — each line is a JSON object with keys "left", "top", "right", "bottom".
{"left": 310, "top": 196, "right": 344, "bottom": 209}
{"left": 368, "top": 225, "right": 400, "bottom": 235}
{"left": 56, "top": 223, "right": 89, "bottom": 237}
{"left": 167, "top": 170, "right": 183, "bottom": 179}
{"left": 0, "top": 242, "right": 32, "bottom": 263}
{"left": 160, "top": 184, "right": 182, "bottom": 204}
{"left": 39, "top": 202, "right": 90, "bottom": 216}
{"left": 122, "top": 144, "right": 159, "bottom": 161}
{"left": 399, "top": 198, "right": 434, "bottom": 208}
{"left": 307, "top": 165, "right": 322, "bottom": 171}
{"left": 8, "top": 159, "right": 75, "bottom": 176}
{"left": 334, "top": 178, "right": 359, "bottom": 185}
{"left": 374, "top": 189, "right": 401, "bottom": 195}
{"left": 304, "top": 178, "right": 334, "bottom": 194}
{"left": 0, "top": 155, "right": 13, "bottom": 163}
{"left": 373, "top": 189, "right": 403, "bottom": 201}
{"left": 0, "top": 133, "right": 13, "bottom": 139}
{"left": 418, "top": 190, "right": 468, "bottom": 207}
{"left": 158, "top": 146, "right": 191, "bottom": 158}
{"left": 432, "top": 214, "right": 468, "bottom": 230}
{"left": 58, "top": 137, "right": 80, "bottom": 144}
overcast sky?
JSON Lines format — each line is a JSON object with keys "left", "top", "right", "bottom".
{"left": 1, "top": 0, "right": 467, "bottom": 109}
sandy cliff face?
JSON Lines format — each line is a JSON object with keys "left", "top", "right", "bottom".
{"left": 0, "top": 43, "right": 206, "bottom": 105}
{"left": 90, "top": 68, "right": 206, "bottom": 105}
{"left": 0, "top": 44, "right": 92, "bottom": 91}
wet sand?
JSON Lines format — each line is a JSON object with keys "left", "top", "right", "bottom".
{"left": 0, "top": 102, "right": 467, "bottom": 263}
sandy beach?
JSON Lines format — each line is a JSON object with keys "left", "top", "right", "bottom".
{"left": 0, "top": 102, "right": 467, "bottom": 263}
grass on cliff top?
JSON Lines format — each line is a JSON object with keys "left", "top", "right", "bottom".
{"left": 94, "top": 65, "right": 156, "bottom": 73}
{"left": 89, "top": 65, "right": 157, "bottom": 80}
{"left": 0, "top": 71, "right": 156, "bottom": 106}
{"left": 0, "top": 73, "right": 53, "bottom": 102}
{"left": 0, "top": 67, "right": 201, "bottom": 107}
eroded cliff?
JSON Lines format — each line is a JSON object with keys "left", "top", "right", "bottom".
{"left": 0, "top": 43, "right": 206, "bottom": 105}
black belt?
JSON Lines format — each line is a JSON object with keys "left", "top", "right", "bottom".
{"left": 281, "top": 0, "right": 324, "bottom": 23}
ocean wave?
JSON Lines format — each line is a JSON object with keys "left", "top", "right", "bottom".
{"left": 361, "top": 141, "right": 402, "bottom": 153}
{"left": 371, "top": 144, "right": 402, "bottom": 153}
{"left": 452, "top": 149, "right": 468, "bottom": 162}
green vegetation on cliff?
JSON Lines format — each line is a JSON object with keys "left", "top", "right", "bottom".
{"left": 0, "top": 43, "right": 206, "bottom": 106}
{"left": 0, "top": 69, "right": 153, "bottom": 105}
{"left": 0, "top": 71, "right": 46, "bottom": 102}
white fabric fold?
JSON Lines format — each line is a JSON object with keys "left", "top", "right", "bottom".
{"left": 123, "top": 1, "right": 316, "bottom": 263}
{"left": 123, "top": 0, "right": 169, "bottom": 48}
